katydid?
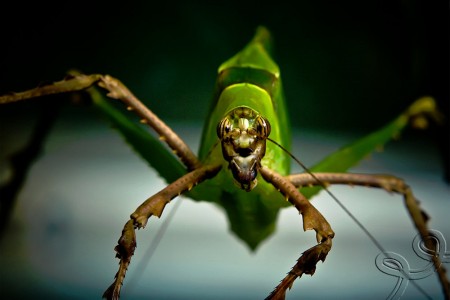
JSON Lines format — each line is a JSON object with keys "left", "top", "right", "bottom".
{"left": 0, "top": 26, "right": 448, "bottom": 299}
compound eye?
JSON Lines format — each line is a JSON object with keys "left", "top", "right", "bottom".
{"left": 217, "top": 118, "right": 232, "bottom": 139}
{"left": 255, "top": 116, "right": 271, "bottom": 138}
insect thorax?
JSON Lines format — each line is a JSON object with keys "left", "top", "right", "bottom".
{"left": 216, "top": 106, "right": 271, "bottom": 192}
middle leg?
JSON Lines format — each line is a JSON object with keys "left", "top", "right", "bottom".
{"left": 259, "top": 167, "right": 335, "bottom": 300}
{"left": 287, "top": 172, "right": 449, "bottom": 298}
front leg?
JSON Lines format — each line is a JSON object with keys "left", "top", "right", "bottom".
{"left": 287, "top": 172, "right": 450, "bottom": 299}
{"left": 103, "top": 163, "right": 221, "bottom": 300}
{"left": 0, "top": 73, "right": 201, "bottom": 171}
{"left": 259, "top": 167, "right": 335, "bottom": 300}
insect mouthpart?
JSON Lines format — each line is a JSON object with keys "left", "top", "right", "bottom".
{"left": 216, "top": 107, "right": 271, "bottom": 192}
{"left": 230, "top": 155, "right": 258, "bottom": 191}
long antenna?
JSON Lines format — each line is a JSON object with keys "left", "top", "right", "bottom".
{"left": 267, "top": 137, "right": 431, "bottom": 299}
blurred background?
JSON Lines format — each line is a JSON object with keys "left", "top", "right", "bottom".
{"left": 0, "top": 1, "right": 448, "bottom": 299}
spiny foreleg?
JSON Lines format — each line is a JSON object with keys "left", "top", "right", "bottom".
{"left": 259, "top": 167, "right": 335, "bottom": 300}
{"left": 102, "top": 163, "right": 222, "bottom": 300}
{"left": 287, "top": 172, "right": 450, "bottom": 299}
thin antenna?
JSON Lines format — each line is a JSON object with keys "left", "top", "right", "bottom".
{"left": 267, "top": 137, "right": 432, "bottom": 299}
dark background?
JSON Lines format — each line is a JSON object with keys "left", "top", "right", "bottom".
{"left": 0, "top": 2, "right": 449, "bottom": 299}
{"left": 0, "top": 1, "right": 448, "bottom": 172}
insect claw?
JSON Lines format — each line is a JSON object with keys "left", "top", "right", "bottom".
{"left": 126, "top": 106, "right": 133, "bottom": 111}
{"left": 140, "top": 119, "right": 148, "bottom": 124}
{"left": 103, "top": 219, "right": 137, "bottom": 300}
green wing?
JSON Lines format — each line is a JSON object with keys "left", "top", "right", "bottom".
{"left": 301, "top": 96, "right": 441, "bottom": 199}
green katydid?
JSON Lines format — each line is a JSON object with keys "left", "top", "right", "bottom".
{"left": 0, "top": 26, "right": 448, "bottom": 299}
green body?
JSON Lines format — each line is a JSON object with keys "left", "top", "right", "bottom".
{"left": 91, "top": 26, "right": 431, "bottom": 250}
{"left": 191, "top": 27, "right": 291, "bottom": 248}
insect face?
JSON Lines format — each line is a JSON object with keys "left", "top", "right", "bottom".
{"left": 217, "top": 107, "right": 271, "bottom": 191}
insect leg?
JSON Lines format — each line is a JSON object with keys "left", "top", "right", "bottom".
{"left": 102, "top": 163, "right": 221, "bottom": 300}
{"left": 288, "top": 172, "right": 450, "bottom": 299}
{"left": 0, "top": 74, "right": 102, "bottom": 104}
{"left": 96, "top": 74, "right": 201, "bottom": 170}
{"left": 0, "top": 73, "right": 202, "bottom": 170}
{"left": 259, "top": 166, "right": 335, "bottom": 300}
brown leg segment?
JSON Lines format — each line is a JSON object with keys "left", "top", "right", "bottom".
{"left": 0, "top": 73, "right": 218, "bottom": 299}
{"left": 0, "top": 74, "right": 201, "bottom": 170}
{"left": 259, "top": 167, "right": 335, "bottom": 300}
{"left": 287, "top": 172, "right": 450, "bottom": 299}
{"left": 97, "top": 75, "right": 201, "bottom": 170}
{"left": 102, "top": 163, "right": 221, "bottom": 300}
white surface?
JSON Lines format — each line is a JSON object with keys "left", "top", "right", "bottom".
{"left": 0, "top": 115, "right": 449, "bottom": 300}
